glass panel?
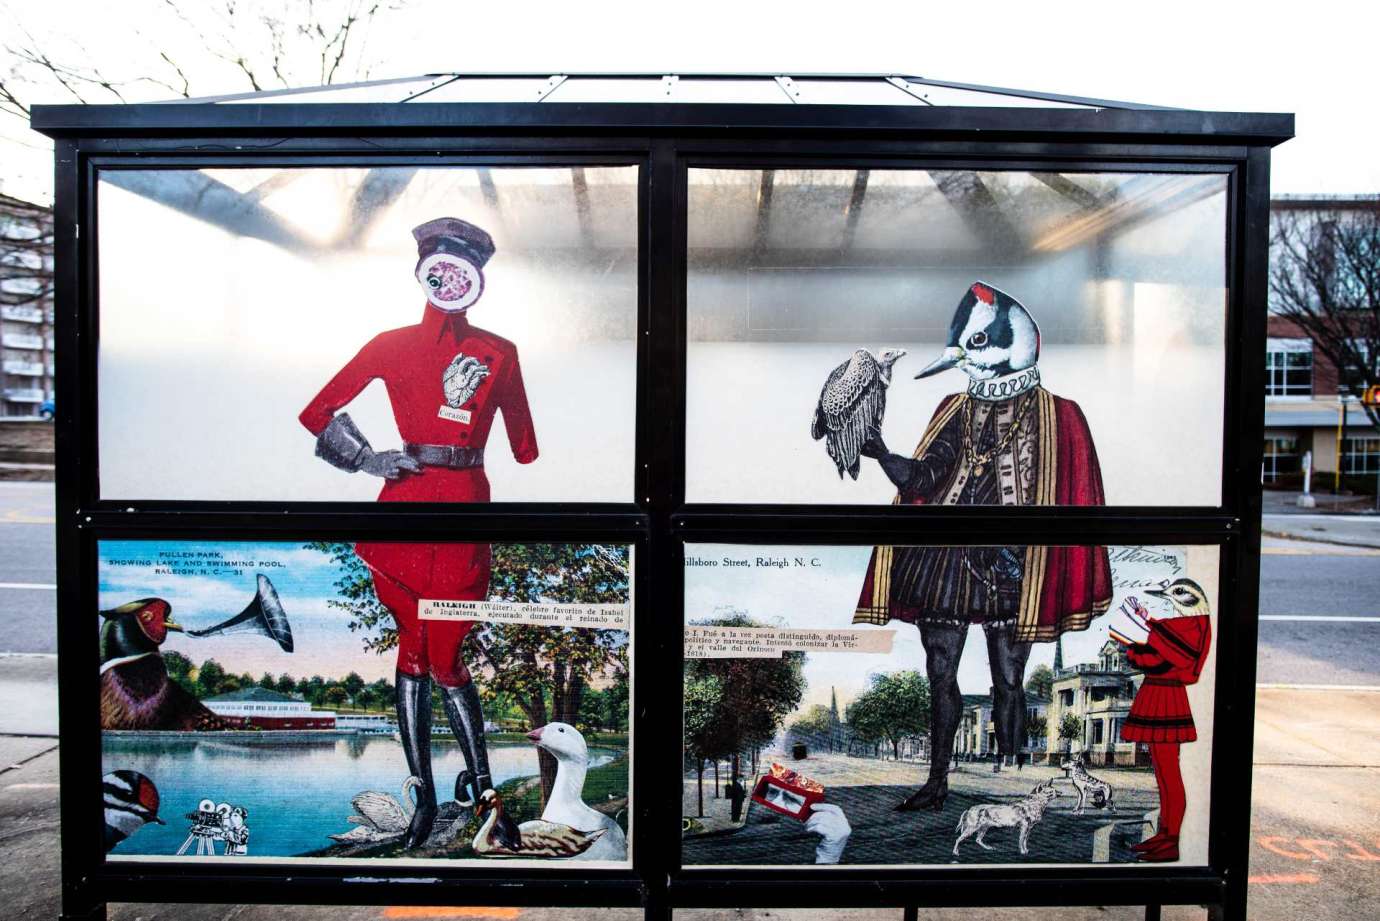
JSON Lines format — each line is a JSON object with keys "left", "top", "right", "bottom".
{"left": 215, "top": 77, "right": 448, "bottom": 104}
{"left": 673, "top": 78, "right": 797, "bottom": 104}
{"left": 545, "top": 76, "right": 680, "bottom": 103}
{"left": 405, "top": 76, "right": 561, "bottom": 103}
{"left": 789, "top": 79, "right": 925, "bottom": 106}
{"left": 898, "top": 81, "right": 1096, "bottom": 108}
{"left": 686, "top": 168, "right": 1228, "bottom": 505}
{"left": 99, "top": 538, "right": 632, "bottom": 866}
{"left": 682, "top": 542, "right": 1219, "bottom": 868}
{"left": 97, "top": 165, "right": 639, "bottom": 501}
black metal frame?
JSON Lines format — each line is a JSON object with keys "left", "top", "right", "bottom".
{"left": 33, "top": 99, "right": 1290, "bottom": 921}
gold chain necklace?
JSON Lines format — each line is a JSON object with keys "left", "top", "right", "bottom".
{"left": 961, "top": 390, "right": 1036, "bottom": 479}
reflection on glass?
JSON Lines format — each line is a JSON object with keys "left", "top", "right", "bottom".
{"left": 97, "top": 166, "right": 638, "bottom": 501}
{"left": 681, "top": 543, "right": 1218, "bottom": 868}
{"left": 686, "top": 169, "right": 1227, "bottom": 505}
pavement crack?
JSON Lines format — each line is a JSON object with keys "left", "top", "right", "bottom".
{"left": 0, "top": 742, "right": 58, "bottom": 776}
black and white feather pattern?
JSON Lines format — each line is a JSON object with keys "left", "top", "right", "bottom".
{"left": 811, "top": 348, "right": 904, "bottom": 479}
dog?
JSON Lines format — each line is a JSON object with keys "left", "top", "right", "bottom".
{"left": 952, "top": 780, "right": 1060, "bottom": 856}
{"left": 1060, "top": 753, "right": 1114, "bottom": 814}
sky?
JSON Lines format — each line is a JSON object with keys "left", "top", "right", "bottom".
{"left": 2, "top": 0, "right": 1378, "bottom": 203}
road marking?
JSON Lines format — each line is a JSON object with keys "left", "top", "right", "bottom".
{"left": 1260, "top": 615, "right": 1380, "bottom": 622}
{"left": 1249, "top": 872, "right": 1320, "bottom": 884}
{"left": 383, "top": 910, "right": 522, "bottom": 920}
{"left": 1262, "top": 545, "right": 1380, "bottom": 556}
{"left": 1, "top": 510, "right": 54, "bottom": 524}
{"left": 1257, "top": 683, "right": 1380, "bottom": 691}
{"left": 0, "top": 582, "right": 55, "bottom": 590}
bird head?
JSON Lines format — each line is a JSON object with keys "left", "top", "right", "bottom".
{"left": 103, "top": 770, "right": 165, "bottom": 834}
{"left": 915, "top": 282, "right": 1040, "bottom": 382}
{"left": 99, "top": 598, "right": 181, "bottom": 661}
{"left": 875, "top": 348, "right": 907, "bottom": 384}
{"left": 527, "top": 721, "right": 589, "bottom": 763}
{"left": 475, "top": 788, "right": 502, "bottom": 818}
{"left": 1144, "top": 578, "right": 1210, "bottom": 617}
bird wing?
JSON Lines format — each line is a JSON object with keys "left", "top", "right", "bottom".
{"left": 510, "top": 821, "right": 607, "bottom": 858}
{"left": 818, "top": 353, "right": 882, "bottom": 478}
{"left": 350, "top": 792, "right": 408, "bottom": 833}
{"left": 811, "top": 360, "right": 850, "bottom": 440}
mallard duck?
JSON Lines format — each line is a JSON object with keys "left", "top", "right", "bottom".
{"left": 471, "top": 789, "right": 605, "bottom": 859}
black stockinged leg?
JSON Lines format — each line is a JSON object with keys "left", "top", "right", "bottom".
{"left": 441, "top": 682, "right": 493, "bottom": 806}
{"left": 396, "top": 671, "right": 438, "bottom": 849}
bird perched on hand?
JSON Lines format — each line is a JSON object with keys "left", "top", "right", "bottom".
{"left": 99, "top": 598, "right": 232, "bottom": 731}
{"left": 103, "top": 769, "right": 164, "bottom": 852}
{"left": 811, "top": 348, "right": 906, "bottom": 479}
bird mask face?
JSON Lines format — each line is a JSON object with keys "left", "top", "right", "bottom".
{"left": 417, "top": 252, "right": 484, "bottom": 313}
{"left": 915, "top": 282, "right": 1040, "bottom": 382}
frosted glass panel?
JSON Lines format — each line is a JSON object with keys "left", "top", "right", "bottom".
{"left": 97, "top": 165, "right": 639, "bottom": 501}
{"left": 685, "top": 168, "right": 1227, "bottom": 505}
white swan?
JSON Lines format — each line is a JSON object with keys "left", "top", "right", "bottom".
{"left": 527, "top": 722, "right": 627, "bottom": 861}
{"left": 330, "top": 776, "right": 420, "bottom": 844}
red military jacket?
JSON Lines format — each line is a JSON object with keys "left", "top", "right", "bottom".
{"left": 299, "top": 304, "right": 538, "bottom": 597}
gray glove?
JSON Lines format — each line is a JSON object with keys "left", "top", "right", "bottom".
{"left": 315, "top": 413, "right": 422, "bottom": 480}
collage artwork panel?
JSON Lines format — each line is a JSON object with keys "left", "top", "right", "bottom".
{"left": 682, "top": 544, "right": 1217, "bottom": 868}
{"left": 99, "top": 539, "right": 632, "bottom": 867}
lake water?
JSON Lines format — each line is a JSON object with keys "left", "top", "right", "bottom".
{"left": 104, "top": 735, "right": 619, "bottom": 858}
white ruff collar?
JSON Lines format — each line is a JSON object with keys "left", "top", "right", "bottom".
{"left": 967, "top": 366, "right": 1041, "bottom": 401}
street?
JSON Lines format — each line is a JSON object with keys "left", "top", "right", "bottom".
{"left": 0, "top": 484, "right": 1375, "bottom": 920}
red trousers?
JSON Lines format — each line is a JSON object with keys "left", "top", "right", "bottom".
{"left": 1150, "top": 742, "right": 1186, "bottom": 837}
{"left": 372, "top": 569, "right": 479, "bottom": 688}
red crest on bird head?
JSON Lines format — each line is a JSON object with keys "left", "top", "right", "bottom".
{"left": 971, "top": 283, "right": 996, "bottom": 306}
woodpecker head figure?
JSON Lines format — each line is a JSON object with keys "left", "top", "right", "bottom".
{"left": 915, "top": 282, "right": 1041, "bottom": 382}
{"left": 1144, "top": 578, "right": 1210, "bottom": 617}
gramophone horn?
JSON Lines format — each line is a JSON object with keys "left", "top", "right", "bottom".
{"left": 185, "top": 574, "right": 294, "bottom": 653}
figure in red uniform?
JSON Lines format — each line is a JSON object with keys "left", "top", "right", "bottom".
{"left": 300, "top": 217, "right": 538, "bottom": 848}
{"left": 1116, "top": 578, "right": 1213, "bottom": 863}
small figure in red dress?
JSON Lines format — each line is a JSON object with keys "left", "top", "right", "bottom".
{"left": 1116, "top": 578, "right": 1213, "bottom": 863}
{"left": 299, "top": 217, "right": 538, "bottom": 848}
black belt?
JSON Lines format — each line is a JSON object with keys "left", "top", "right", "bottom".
{"left": 404, "top": 443, "right": 484, "bottom": 469}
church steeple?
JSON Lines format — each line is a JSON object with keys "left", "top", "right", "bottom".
{"left": 1053, "top": 636, "right": 1064, "bottom": 675}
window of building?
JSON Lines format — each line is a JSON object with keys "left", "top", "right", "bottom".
{"left": 1338, "top": 339, "right": 1374, "bottom": 396}
{"left": 1343, "top": 436, "right": 1380, "bottom": 475}
{"left": 1091, "top": 720, "right": 1104, "bottom": 745}
{"left": 1266, "top": 338, "right": 1313, "bottom": 397}
{"left": 1263, "top": 436, "right": 1300, "bottom": 483}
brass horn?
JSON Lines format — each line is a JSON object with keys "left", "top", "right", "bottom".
{"left": 185, "top": 574, "right": 294, "bottom": 653}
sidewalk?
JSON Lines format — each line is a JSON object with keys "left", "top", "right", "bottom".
{"left": 1262, "top": 512, "right": 1380, "bottom": 550}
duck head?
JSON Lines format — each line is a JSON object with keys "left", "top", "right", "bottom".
{"left": 527, "top": 721, "right": 589, "bottom": 763}
{"left": 99, "top": 598, "right": 181, "bottom": 663}
{"left": 1144, "top": 578, "right": 1210, "bottom": 617}
{"left": 915, "top": 282, "right": 1040, "bottom": 382}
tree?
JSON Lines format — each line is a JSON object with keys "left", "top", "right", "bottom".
{"left": 1058, "top": 712, "right": 1082, "bottom": 754}
{"left": 342, "top": 671, "right": 366, "bottom": 708}
{"left": 1025, "top": 664, "right": 1055, "bottom": 700}
{"left": 304, "top": 542, "right": 631, "bottom": 805}
{"left": 355, "top": 687, "right": 378, "bottom": 713}
{"left": 1271, "top": 206, "right": 1380, "bottom": 435}
{"left": 323, "top": 686, "right": 349, "bottom": 708}
{"left": 276, "top": 673, "right": 297, "bottom": 696}
{"left": 683, "top": 673, "right": 730, "bottom": 818}
{"left": 1027, "top": 714, "right": 1048, "bottom": 746}
{"left": 789, "top": 704, "right": 835, "bottom": 744}
{"left": 163, "top": 651, "right": 196, "bottom": 695}
{"left": 684, "top": 614, "right": 806, "bottom": 803}
{"left": 196, "top": 659, "right": 227, "bottom": 698}
{"left": 258, "top": 672, "right": 276, "bottom": 690}
{"left": 845, "top": 670, "right": 930, "bottom": 761}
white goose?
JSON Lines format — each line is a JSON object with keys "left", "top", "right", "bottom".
{"left": 527, "top": 722, "right": 628, "bottom": 861}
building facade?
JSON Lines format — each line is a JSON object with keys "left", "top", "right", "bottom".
{"left": 202, "top": 686, "right": 336, "bottom": 730}
{"left": 1045, "top": 641, "right": 1149, "bottom": 767}
{"left": 955, "top": 691, "right": 1049, "bottom": 761}
{"left": 0, "top": 193, "right": 55, "bottom": 417}
{"left": 1264, "top": 195, "right": 1379, "bottom": 488}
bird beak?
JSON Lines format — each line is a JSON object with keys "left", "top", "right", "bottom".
{"left": 152, "top": 816, "right": 166, "bottom": 825}
{"left": 526, "top": 727, "right": 543, "bottom": 744}
{"left": 164, "top": 619, "right": 183, "bottom": 633}
{"left": 1143, "top": 584, "right": 1168, "bottom": 600}
{"left": 914, "top": 346, "right": 965, "bottom": 379}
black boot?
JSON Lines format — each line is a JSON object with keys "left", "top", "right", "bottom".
{"left": 441, "top": 682, "right": 492, "bottom": 808}
{"left": 396, "top": 672, "right": 438, "bottom": 849}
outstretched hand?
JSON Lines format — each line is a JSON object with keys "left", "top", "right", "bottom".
{"left": 805, "top": 802, "right": 852, "bottom": 864}
{"left": 361, "top": 450, "right": 423, "bottom": 480}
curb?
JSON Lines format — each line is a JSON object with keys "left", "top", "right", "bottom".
{"left": 1261, "top": 528, "right": 1380, "bottom": 551}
